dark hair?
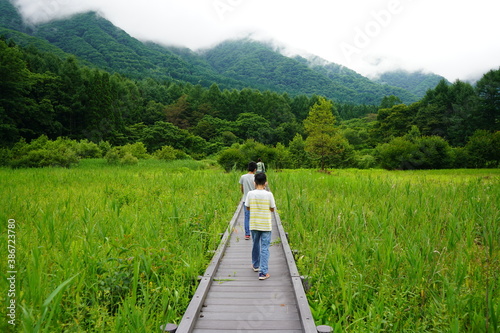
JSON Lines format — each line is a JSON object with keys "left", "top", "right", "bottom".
{"left": 254, "top": 172, "right": 267, "bottom": 185}
{"left": 248, "top": 161, "right": 257, "bottom": 172}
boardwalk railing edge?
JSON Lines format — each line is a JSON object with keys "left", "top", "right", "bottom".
{"left": 174, "top": 201, "right": 244, "bottom": 333}
{"left": 273, "top": 210, "right": 319, "bottom": 333}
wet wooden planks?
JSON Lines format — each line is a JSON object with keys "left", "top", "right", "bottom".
{"left": 174, "top": 202, "right": 317, "bottom": 333}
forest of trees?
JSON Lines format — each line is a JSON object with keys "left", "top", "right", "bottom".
{"left": 0, "top": 38, "right": 499, "bottom": 170}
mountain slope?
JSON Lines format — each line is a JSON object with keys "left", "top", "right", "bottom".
{"left": 28, "top": 11, "right": 249, "bottom": 90}
{"left": 298, "top": 54, "right": 426, "bottom": 101}
{"left": 201, "top": 39, "right": 419, "bottom": 104}
{"left": 1, "top": 1, "right": 444, "bottom": 105}
{"left": 32, "top": 12, "right": 194, "bottom": 80}
{"left": 0, "top": 0, "right": 24, "bottom": 31}
{"left": 374, "top": 70, "right": 448, "bottom": 98}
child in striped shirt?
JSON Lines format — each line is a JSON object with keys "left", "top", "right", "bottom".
{"left": 245, "top": 172, "right": 276, "bottom": 280}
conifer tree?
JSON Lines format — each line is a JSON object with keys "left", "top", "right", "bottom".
{"left": 303, "top": 97, "right": 350, "bottom": 169}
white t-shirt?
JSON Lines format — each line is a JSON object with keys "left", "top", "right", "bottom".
{"left": 245, "top": 189, "right": 276, "bottom": 231}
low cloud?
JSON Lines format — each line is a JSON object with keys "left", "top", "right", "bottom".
{"left": 9, "top": 0, "right": 500, "bottom": 82}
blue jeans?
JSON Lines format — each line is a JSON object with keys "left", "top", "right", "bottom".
{"left": 243, "top": 203, "right": 250, "bottom": 236}
{"left": 251, "top": 230, "right": 271, "bottom": 274}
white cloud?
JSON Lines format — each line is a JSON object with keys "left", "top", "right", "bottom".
{"left": 11, "top": 0, "right": 500, "bottom": 81}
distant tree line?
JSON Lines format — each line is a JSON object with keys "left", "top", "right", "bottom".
{"left": 0, "top": 38, "right": 498, "bottom": 169}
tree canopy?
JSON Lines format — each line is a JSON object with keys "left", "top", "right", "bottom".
{"left": 0, "top": 34, "right": 498, "bottom": 170}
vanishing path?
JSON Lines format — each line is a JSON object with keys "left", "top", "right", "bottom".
{"left": 164, "top": 202, "right": 330, "bottom": 333}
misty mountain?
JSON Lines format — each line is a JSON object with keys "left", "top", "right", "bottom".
{"left": 0, "top": 0, "right": 24, "bottom": 32}
{"left": 199, "top": 39, "right": 419, "bottom": 104}
{"left": 0, "top": 0, "right": 73, "bottom": 58}
{"left": 30, "top": 12, "right": 251, "bottom": 89}
{"left": 373, "top": 70, "right": 449, "bottom": 98}
{"left": 0, "top": 0, "right": 444, "bottom": 105}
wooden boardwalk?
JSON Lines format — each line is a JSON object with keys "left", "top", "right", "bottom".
{"left": 167, "top": 202, "right": 326, "bottom": 333}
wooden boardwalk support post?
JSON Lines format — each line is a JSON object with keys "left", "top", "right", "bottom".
{"left": 317, "top": 324, "right": 333, "bottom": 332}
{"left": 160, "top": 323, "right": 177, "bottom": 332}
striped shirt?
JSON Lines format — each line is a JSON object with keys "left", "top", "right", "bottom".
{"left": 245, "top": 189, "right": 276, "bottom": 231}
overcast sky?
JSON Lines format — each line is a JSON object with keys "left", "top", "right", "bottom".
{"left": 12, "top": 0, "right": 500, "bottom": 82}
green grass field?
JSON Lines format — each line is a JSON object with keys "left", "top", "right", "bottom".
{"left": 272, "top": 169, "right": 499, "bottom": 332}
{"left": 1, "top": 161, "right": 498, "bottom": 332}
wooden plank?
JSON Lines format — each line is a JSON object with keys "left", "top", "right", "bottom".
{"left": 211, "top": 279, "right": 290, "bottom": 286}
{"left": 198, "top": 311, "right": 298, "bottom": 321}
{"left": 193, "top": 329, "right": 303, "bottom": 333}
{"left": 202, "top": 298, "right": 298, "bottom": 306}
{"left": 174, "top": 202, "right": 323, "bottom": 332}
{"left": 210, "top": 282, "right": 292, "bottom": 289}
{"left": 200, "top": 303, "right": 298, "bottom": 313}
{"left": 273, "top": 211, "right": 318, "bottom": 333}
{"left": 194, "top": 319, "right": 303, "bottom": 330}
{"left": 205, "top": 291, "right": 295, "bottom": 300}
{"left": 214, "top": 268, "right": 290, "bottom": 277}
{"left": 174, "top": 203, "right": 244, "bottom": 333}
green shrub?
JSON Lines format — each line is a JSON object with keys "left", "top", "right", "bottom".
{"left": 120, "top": 152, "right": 139, "bottom": 165}
{"left": 410, "top": 136, "right": 453, "bottom": 169}
{"left": 354, "top": 152, "right": 377, "bottom": 169}
{"left": 450, "top": 147, "right": 470, "bottom": 168}
{"left": 274, "top": 142, "right": 292, "bottom": 170}
{"left": 9, "top": 136, "right": 79, "bottom": 168}
{"left": 154, "top": 145, "right": 191, "bottom": 161}
{"left": 105, "top": 142, "right": 150, "bottom": 165}
{"left": 240, "top": 139, "right": 276, "bottom": 163}
{"left": 121, "top": 142, "right": 149, "bottom": 159}
{"left": 0, "top": 148, "right": 12, "bottom": 167}
{"left": 465, "top": 130, "right": 500, "bottom": 168}
{"left": 105, "top": 147, "right": 122, "bottom": 164}
{"left": 217, "top": 148, "right": 246, "bottom": 172}
{"left": 376, "top": 137, "right": 418, "bottom": 170}
{"left": 154, "top": 145, "right": 177, "bottom": 161}
{"left": 376, "top": 136, "right": 454, "bottom": 170}
{"left": 75, "top": 139, "right": 102, "bottom": 158}
{"left": 98, "top": 141, "right": 112, "bottom": 156}
{"left": 288, "top": 133, "right": 311, "bottom": 168}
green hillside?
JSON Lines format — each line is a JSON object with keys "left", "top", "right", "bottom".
{"left": 32, "top": 12, "right": 209, "bottom": 83}
{"left": 0, "top": 0, "right": 444, "bottom": 105}
{"left": 296, "top": 54, "right": 421, "bottom": 102}
{"left": 0, "top": 0, "right": 24, "bottom": 31}
{"left": 0, "top": 0, "right": 449, "bottom": 107}
{"left": 375, "top": 70, "right": 449, "bottom": 98}
{"left": 201, "top": 39, "right": 361, "bottom": 102}
{"left": 0, "top": 0, "right": 497, "bottom": 170}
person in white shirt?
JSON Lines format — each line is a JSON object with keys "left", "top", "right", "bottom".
{"left": 245, "top": 172, "right": 276, "bottom": 280}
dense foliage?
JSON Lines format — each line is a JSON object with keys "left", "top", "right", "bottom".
{"left": 0, "top": 161, "right": 241, "bottom": 332}
{"left": 0, "top": 36, "right": 499, "bottom": 169}
{"left": 274, "top": 169, "right": 499, "bottom": 331}
{"left": 1, "top": 165, "right": 497, "bottom": 331}
{"left": 0, "top": 0, "right": 499, "bottom": 170}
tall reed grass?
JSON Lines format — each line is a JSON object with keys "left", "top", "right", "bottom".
{"left": 1, "top": 162, "right": 498, "bottom": 332}
{"left": 0, "top": 159, "right": 240, "bottom": 332}
{"left": 272, "top": 169, "right": 499, "bottom": 332}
